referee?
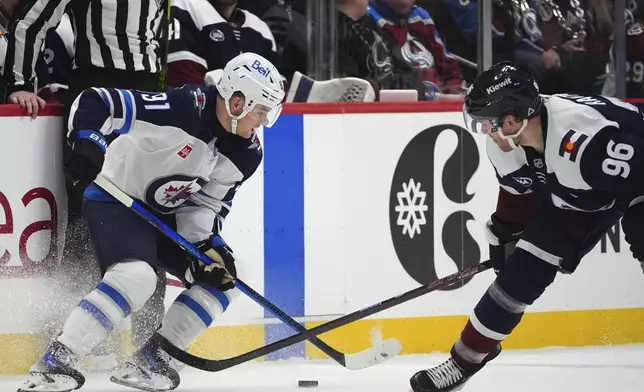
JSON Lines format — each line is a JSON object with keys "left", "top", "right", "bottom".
{"left": 3, "top": 0, "right": 165, "bottom": 118}
{"left": 3, "top": 0, "right": 170, "bottom": 361}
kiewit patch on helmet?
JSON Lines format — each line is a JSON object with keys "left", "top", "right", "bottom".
{"left": 486, "top": 78, "right": 512, "bottom": 95}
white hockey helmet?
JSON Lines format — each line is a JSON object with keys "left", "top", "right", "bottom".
{"left": 217, "top": 52, "right": 285, "bottom": 134}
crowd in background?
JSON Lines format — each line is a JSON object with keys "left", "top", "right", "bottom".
{"left": 0, "top": 0, "right": 642, "bottom": 106}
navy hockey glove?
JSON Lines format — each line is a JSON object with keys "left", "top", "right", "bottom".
{"left": 187, "top": 235, "right": 237, "bottom": 291}
{"left": 622, "top": 202, "right": 644, "bottom": 271}
{"left": 485, "top": 214, "right": 522, "bottom": 274}
{"left": 64, "top": 130, "right": 107, "bottom": 187}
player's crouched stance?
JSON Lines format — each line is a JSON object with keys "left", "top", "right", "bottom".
{"left": 410, "top": 62, "right": 644, "bottom": 392}
{"left": 17, "top": 52, "right": 285, "bottom": 392}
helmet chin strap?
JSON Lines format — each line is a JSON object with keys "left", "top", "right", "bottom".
{"left": 231, "top": 118, "right": 239, "bottom": 135}
{"left": 502, "top": 119, "right": 529, "bottom": 150}
{"left": 225, "top": 98, "right": 249, "bottom": 135}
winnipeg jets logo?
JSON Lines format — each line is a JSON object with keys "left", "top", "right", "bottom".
{"left": 146, "top": 175, "right": 207, "bottom": 213}
{"left": 162, "top": 183, "right": 196, "bottom": 205}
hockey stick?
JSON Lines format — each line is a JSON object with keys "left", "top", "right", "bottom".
{"left": 93, "top": 176, "right": 401, "bottom": 370}
{"left": 154, "top": 260, "right": 492, "bottom": 371}
{"left": 156, "top": 0, "right": 171, "bottom": 91}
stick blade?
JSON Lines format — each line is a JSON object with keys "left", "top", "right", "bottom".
{"left": 343, "top": 338, "right": 402, "bottom": 370}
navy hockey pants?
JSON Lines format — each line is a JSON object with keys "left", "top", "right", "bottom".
{"left": 83, "top": 199, "right": 190, "bottom": 280}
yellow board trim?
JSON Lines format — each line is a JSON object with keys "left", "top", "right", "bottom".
{"left": 0, "top": 325, "right": 265, "bottom": 375}
{"left": 0, "top": 334, "right": 44, "bottom": 375}
{"left": 304, "top": 308, "right": 644, "bottom": 358}
{"left": 187, "top": 324, "right": 265, "bottom": 360}
{"left": 4, "top": 309, "right": 644, "bottom": 375}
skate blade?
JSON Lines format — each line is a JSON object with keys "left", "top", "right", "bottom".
{"left": 17, "top": 372, "right": 78, "bottom": 392}
{"left": 110, "top": 374, "right": 175, "bottom": 392}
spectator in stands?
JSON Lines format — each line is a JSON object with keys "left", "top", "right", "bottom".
{"left": 237, "top": 0, "right": 279, "bottom": 18}
{"left": 0, "top": 0, "right": 59, "bottom": 103}
{"left": 431, "top": 0, "right": 561, "bottom": 88}
{"left": 537, "top": 0, "right": 610, "bottom": 95}
{"left": 3, "top": 0, "right": 164, "bottom": 118}
{"left": 166, "top": 0, "right": 279, "bottom": 87}
{"left": 0, "top": 0, "right": 15, "bottom": 31}
{"left": 338, "top": 0, "right": 429, "bottom": 98}
{"left": 0, "top": 0, "right": 20, "bottom": 101}
{"left": 250, "top": 1, "right": 307, "bottom": 64}
{"left": 603, "top": 1, "right": 644, "bottom": 98}
{"left": 35, "top": 12, "right": 74, "bottom": 104}
{"left": 284, "top": 0, "right": 428, "bottom": 100}
{"left": 367, "top": 0, "right": 464, "bottom": 99}
{"left": 0, "top": 20, "right": 7, "bottom": 100}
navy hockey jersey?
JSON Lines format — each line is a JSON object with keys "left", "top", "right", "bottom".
{"left": 439, "top": 0, "right": 545, "bottom": 55}
{"left": 0, "top": 20, "right": 69, "bottom": 99}
{"left": 488, "top": 94, "right": 644, "bottom": 213}
{"left": 37, "top": 13, "right": 74, "bottom": 101}
{"left": 69, "top": 84, "right": 262, "bottom": 242}
{"left": 167, "top": 0, "right": 277, "bottom": 87}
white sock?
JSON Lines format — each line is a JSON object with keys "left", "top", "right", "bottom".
{"left": 159, "top": 284, "right": 232, "bottom": 349}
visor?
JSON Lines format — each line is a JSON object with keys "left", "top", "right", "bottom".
{"left": 244, "top": 102, "right": 282, "bottom": 128}
{"left": 462, "top": 106, "right": 502, "bottom": 135}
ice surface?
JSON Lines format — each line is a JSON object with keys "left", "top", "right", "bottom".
{"left": 2, "top": 345, "right": 644, "bottom": 391}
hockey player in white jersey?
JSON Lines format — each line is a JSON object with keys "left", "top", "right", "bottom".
{"left": 17, "top": 52, "right": 285, "bottom": 392}
{"left": 410, "top": 61, "right": 644, "bottom": 392}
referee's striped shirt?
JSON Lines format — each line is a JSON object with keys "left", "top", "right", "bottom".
{"left": 4, "top": 0, "right": 163, "bottom": 94}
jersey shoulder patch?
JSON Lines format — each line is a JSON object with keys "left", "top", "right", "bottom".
{"left": 544, "top": 96, "right": 619, "bottom": 190}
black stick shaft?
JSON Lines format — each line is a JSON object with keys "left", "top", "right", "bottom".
{"left": 159, "top": 261, "right": 492, "bottom": 371}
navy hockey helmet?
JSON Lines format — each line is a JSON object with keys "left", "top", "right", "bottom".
{"left": 463, "top": 61, "right": 542, "bottom": 138}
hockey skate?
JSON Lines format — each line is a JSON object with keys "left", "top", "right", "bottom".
{"left": 17, "top": 341, "right": 85, "bottom": 392}
{"left": 109, "top": 334, "right": 181, "bottom": 392}
{"left": 410, "top": 345, "right": 501, "bottom": 392}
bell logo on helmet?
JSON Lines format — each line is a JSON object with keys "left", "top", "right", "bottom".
{"left": 252, "top": 59, "right": 271, "bottom": 78}
{"left": 486, "top": 78, "right": 512, "bottom": 95}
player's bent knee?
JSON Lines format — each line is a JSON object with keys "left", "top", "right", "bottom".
{"left": 102, "top": 260, "right": 158, "bottom": 313}
{"left": 495, "top": 248, "right": 559, "bottom": 305}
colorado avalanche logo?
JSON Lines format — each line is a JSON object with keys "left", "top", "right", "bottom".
{"left": 401, "top": 34, "right": 435, "bottom": 69}
{"left": 367, "top": 32, "right": 393, "bottom": 77}
{"left": 145, "top": 175, "right": 208, "bottom": 213}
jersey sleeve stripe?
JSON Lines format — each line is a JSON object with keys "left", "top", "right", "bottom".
{"left": 113, "top": 89, "right": 136, "bottom": 134}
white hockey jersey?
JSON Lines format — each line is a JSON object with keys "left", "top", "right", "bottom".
{"left": 69, "top": 84, "right": 262, "bottom": 243}
{"left": 487, "top": 94, "right": 644, "bottom": 212}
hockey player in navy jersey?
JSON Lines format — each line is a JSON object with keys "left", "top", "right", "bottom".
{"left": 410, "top": 61, "right": 644, "bottom": 391}
{"left": 17, "top": 52, "right": 285, "bottom": 392}
{"left": 167, "top": 0, "right": 278, "bottom": 87}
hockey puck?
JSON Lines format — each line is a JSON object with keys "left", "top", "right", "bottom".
{"left": 298, "top": 380, "right": 319, "bottom": 388}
